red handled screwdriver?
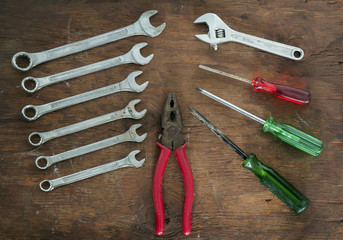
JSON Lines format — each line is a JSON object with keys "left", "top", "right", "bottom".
{"left": 199, "top": 65, "right": 311, "bottom": 105}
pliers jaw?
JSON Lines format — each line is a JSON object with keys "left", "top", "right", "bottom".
{"left": 161, "top": 93, "right": 185, "bottom": 150}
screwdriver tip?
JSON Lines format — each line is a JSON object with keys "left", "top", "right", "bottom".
{"left": 196, "top": 87, "right": 203, "bottom": 93}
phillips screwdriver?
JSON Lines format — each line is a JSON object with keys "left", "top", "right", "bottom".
{"left": 189, "top": 106, "right": 310, "bottom": 214}
{"left": 199, "top": 65, "right": 311, "bottom": 105}
{"left": 197, "top": 88, "right": 323, "bottom": 156}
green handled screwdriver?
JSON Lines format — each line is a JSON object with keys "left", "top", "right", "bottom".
{"left": 197, "top": 88, "right": 323, "bottom": 156}
{"left": 189, "top": 106, "right": 310, "bottom": 214}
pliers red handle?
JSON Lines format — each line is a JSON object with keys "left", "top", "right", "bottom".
{"left": 152, "top": 93, "right": 194, "bottom": 236}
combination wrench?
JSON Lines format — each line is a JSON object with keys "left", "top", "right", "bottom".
{"left": 39, "top": 150, "right": 145, "bottom": 192}
{"left": 35, "top": 124, "right": 147, "bottom": 170}
{"left": 12, "top": 10, "right": 166, "bottom": 71}
{"left": 28, "top": 99, "right": 146, "bottom": 147}
{"left": 194, "top": 13, "right": 304, "bottom": 60}
{"left": 22, "top": 71, "right": 148, "bottom": 121}
{"left": 21, "top": 42, "right": 153, "bottom": 93}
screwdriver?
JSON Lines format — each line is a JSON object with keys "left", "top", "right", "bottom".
{"left": 199, "top": 65, "right": 311, "bottom": 105}
{"left": 188, "top": 106, "right": 310, "bottom": 214}
{"left": 197, "top": 88, "right": 323, "bottom": 156}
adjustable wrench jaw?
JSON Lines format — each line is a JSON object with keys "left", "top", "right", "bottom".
{"left": 133, "top": 10, "right": 166, "bottom": 37}
{"left": 194, "top": 13, "right": 233, "bottom": 50}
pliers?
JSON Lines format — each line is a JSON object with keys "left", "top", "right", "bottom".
{"left": 152, "top": 93, "right": 194, "bottom": 236}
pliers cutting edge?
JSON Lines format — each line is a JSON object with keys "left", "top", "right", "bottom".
{"left": 152, "top": 93, "right": 194, "bottom": 236}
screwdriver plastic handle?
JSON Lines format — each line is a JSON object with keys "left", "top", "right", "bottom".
{"left": 252, "top": 77, "right": 311, "bottom": 105}
{"left": 243, "top": 154, "right": 309, "bottom": 214}
{"left": 262, "top": 117, "right": 323, "bottom": 156}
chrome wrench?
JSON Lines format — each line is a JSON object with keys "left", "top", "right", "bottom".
{"left": 35, "top": 124, "right": 147, "bottom": 170}
{"left": 28, "top": 99, "right": 146, "bottom": 146}
{"left": 39, "top": 150, "right": 145, "bottom": 192}
{"left": 194, "top": 13, "right": 304, "bottom": 60}
{"left": 12, "top": 10, "right": 166, "bottom": 71}
{"left": 21, "top": 42, "right": 153, "bottom": 93}
{"left": 22, "top": 71, "right": 148, "bottom": 121}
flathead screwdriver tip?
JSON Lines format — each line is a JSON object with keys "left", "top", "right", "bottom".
{"left": 196, "top": 87, "right": 203, "bottom": 93}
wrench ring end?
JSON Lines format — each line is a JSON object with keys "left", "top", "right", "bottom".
{"left": 12, "top": 52, "right": 34, "bottom": 72}
{"left": 36, "top": 156, "right": 50, "bottom": 170}
{"left": 40, "top": 180, "right": 53, "bottom": 192}
{"left": 22, "top": 105, "right": 39, "bottom": 121}
{"left": 22, "top": 76, "right": 39, "bottom": 93}
{"left": 29, "top": 132, "right": 44, "bottom": 146}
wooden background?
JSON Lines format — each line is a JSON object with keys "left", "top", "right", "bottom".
{"left": 1, "top": 0, "right": 342, "bottom": 239}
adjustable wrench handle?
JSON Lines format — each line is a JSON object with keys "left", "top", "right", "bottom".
{"left": 174, "top": 142, "right": 193, "bottom": 236}
{"left": 230, "top": 30, "right": 304, "bottom": 60}
{"left": 153, "top": 142, "right": 172, "bottom": 236}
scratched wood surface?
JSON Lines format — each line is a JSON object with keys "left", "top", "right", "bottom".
{"left": 1, "top": 0, "right": 342, "bottom": 239}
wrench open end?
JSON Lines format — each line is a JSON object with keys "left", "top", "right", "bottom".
{"left": 128, "top": 124, "right": 147, "bottom": 143}
{"left": 130, "top": 42, "right": 154, "bottom": 65}
{"left": 127, "top": 71, "right": 149, "bottom": 92}
{"left": 128, "top": 150, "right": 145, "bottom": 168}
{"left": 138, "top": 10, "right": 166, "bottom": 37}
{"left": 126, "top": 99, "right": 147, "bottom": 119}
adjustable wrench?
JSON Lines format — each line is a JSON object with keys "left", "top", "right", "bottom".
{"left": 12, "top": 10, "right": 166, "bottom": 71}
{"left": 21, "top": 42, "right": 153, "bottom": 93}
{"left": 35, "top": 124, "right": 147, "bottom": 169}
{"left": 194, "top": 13, "right": 304, "bottom": 60}
{"left": 39, "top": 150, "right": 145, "bottom": 192}
{"left": 28, "top": 99, "right": 146, "bottom": 146}
{"left": 22, "top": 71, "right": 148, "bottom": 121}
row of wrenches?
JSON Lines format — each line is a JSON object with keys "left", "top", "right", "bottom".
{"left": 15, "top": 10, "right": 166, "bottom": 191}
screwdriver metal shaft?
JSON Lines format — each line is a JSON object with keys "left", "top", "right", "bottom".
{"left": 199, "top": 64, "right": 251, "bottom": 84}
{"left": 196, "top": 88, "right": 265, "bottom": 124}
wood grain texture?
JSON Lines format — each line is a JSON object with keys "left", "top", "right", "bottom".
{"left": 0, "top": 0, "right": 342, "bottom": 239}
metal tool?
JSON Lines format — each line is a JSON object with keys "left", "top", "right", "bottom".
{"left": 35, "top": 124, "right": 147, "bottom": 169}
{"left": 21, "top": 42, "right": 153, "bottom": 93}
{"left": 39, "top": 150, "right": 145, "bottom": 192}
{"left": 189, "top": 107, "right": 310, "bottom": 214}
{"left": 197, "top": 88, "right": 323, "bottom": 156}
{"left": 12, "top": 10, "right": 166, "bottom": 71}
{"left": 28, "top": 99, "right": 146, "bottom": 147}
{"left": 199, "top": 65, "right": 311, "bottom": 105}
{"left": 153, "top": 93, "right": 194, "bottom": 236}
{"left": 22, "top": 71, "right": 148, "bottom": 121}
{"left": 194, "top": 13, "right": 304, "bottom": 60}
